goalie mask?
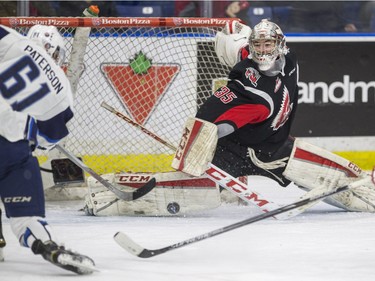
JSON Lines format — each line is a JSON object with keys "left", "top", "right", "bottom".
{"left": 27, "top": 25, "right": 66, "bottom": 66}
{"left": 248, "top": 19, "right": 288, "bottom": 71}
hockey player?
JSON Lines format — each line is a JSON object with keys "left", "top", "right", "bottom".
{"left": 0, "top": 24, "right": 95, "bottom": 274}
{"left": 172, "top": 19, "right": 375, "bottom": 212}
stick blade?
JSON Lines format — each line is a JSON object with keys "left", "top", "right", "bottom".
{"left": 131, "top": 178, "right": 156, "bottom": 201}
{"left": 114, "top": 232, "right": 146, "bottom": 257}
{"left": 111, "top": 178, "right": 156, "bottom": 201}
{"left": 100, "top": 101, "right": 114, "bottom": 112}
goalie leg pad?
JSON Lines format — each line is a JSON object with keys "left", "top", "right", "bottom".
{"left": 85, "top": 171, "right": 221, "bottom": 216}
{"left": 283, "top": 139, "right": 375, "bottom": 212}
{"left": 172, "top": 117, "right": 218, "bottom": 177}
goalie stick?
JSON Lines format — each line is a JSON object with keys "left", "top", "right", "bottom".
{"left": 54, "top": 144, "right": 156, "bottom": 201}
{"left": 103, "top": 101, "right": 364, "bottom": 218}
{"left": 114, "top": 176, "right": 373, "bottom": 258}
{"left": 101, "top": 102, "right": 307, "bottom": 219}
{"left": 66, "top": 5, "right": 99, "bottom": 95}
{"left": 101, "top": 102, "right": 176, "bottom": 151}
{"left": 101, "top": 102, "right": 375, "bottom": 219}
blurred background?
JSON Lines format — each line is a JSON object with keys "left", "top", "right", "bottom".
{"left": 2, "top": 0, "right": 375, "bottom": 34}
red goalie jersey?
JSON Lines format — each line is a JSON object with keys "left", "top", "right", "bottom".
{"left": 196, "top": 51, "right": 299, "bottom": 156}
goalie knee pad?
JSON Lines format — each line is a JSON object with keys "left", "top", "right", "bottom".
{"left": 172, "top": 117, "right": 218, "bottom": 177}
{"left": 283, "top": 139, "right": 375, "bottom": 212}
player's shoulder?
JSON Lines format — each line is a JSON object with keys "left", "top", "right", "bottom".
{"left": 234, "top": 57, "right": 253, "bottom": 69}
{"left": 229, "top": 58, "right": 253, "bottom": 79}
{"left": 283, "top": 51, "right": 298, "bottom": 77}
{"left": 0, "top": 25, "right": 21, "bottom": 37}
{"left": 285, "top": 51, "right": 298, "bottom": 66}
{"left": 0, "top": 25, "right": 26, "bottom": 44}
{"left": 0, "top": 25, "right": 27, "bottom": 57}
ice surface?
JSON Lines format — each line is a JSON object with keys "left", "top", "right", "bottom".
{"left": 1, "top": 176, "right": 375, "bottom": 281}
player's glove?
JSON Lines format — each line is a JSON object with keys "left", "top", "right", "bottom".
{"left": 25, "top": 116, "right": 39, "bottom": 151}
{"left": 25, "top": 116, "right": 59, "bottom": 151}
{"left": 36, "top": 133, "right": 58, "bottom": 151}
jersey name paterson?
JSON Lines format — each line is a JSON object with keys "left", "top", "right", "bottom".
{"left": 24, "top": 44, "right": 64, "bottom": 94}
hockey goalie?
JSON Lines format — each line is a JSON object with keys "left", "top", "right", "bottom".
{"left": 84, "top": 19, "right": 374, "bottom": 217}
{"left": 171, "top": 19, "right": 375, "bottom": 213}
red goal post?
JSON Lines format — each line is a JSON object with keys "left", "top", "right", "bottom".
{"left": 0, "top": 17, "right": 236, "bottom": 175}
{"left": 0, "top": 17, "right": 236, "bottom": 28}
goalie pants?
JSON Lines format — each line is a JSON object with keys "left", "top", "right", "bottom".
{"left": 213, "top": 135, "right": 375, "bottom": 212}
{"left": 212, "top": 136, "right": 294, "bottom": 187}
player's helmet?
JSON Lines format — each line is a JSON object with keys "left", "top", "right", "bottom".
{"left": 248, "top": 19, "right": 288, "bottom": 71}
{"left": 27, "top": 25, "right": 66, "bottom": 66}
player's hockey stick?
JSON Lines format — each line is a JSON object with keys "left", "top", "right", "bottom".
{"left": 100, "top": 101, "right": 281, "bottom": 215}
{"left": 0, "top": 208, "right": 5, "bottom": 262}
{"left": 54, "top": 144, "right": 156, "bottom": 201}
{"left": 114, "top": 176, "right": 372, "bottom": 258}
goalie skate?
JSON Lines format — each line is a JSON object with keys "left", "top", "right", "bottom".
{"left": 32, "top": 240, "right": 96, "bottom": 275}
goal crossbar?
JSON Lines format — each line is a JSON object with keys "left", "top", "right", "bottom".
{"left": 0, "top": 17, "right": 240, "bottom": 28}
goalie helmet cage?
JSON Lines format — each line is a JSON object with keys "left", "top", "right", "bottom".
{"left": 0, "top": 17, "right": 234, "bottom": 175}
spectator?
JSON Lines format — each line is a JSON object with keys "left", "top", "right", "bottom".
{"left": 287, "top": 1, "right": 359, "bottom": 33}
{"left": 58, "top": 1, "right": 118, "bottom": 17}
{"left": 30, "top": 1, "right": 57, "bottom": 16}
{"left": 358, "top": 1, "right": 375, "bottom": 32}
{"left": 0, "top": 1, "right": 57, "bottom": 17}
{"left": 213, "top": 1, "right": 251, "bottom": 25}
{"left": 0, "top": 1, "right": 17, "bottom": 16}
{"left": 175, "top": 1, "right": 250, "bottom": 24}
{"left": 175, "top": 1, "right": 201, "bottom": 17}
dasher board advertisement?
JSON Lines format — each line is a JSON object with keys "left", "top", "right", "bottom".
{"left": 287, "top": 41, "right": 375, "bottom": 137}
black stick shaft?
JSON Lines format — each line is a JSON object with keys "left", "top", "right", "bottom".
{"left": 117, "top": 184, "right": 354, "bottom": 258}
{"left": 54, "top": 144, "right": 155, "bottom": 201}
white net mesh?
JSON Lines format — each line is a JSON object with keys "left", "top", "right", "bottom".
{"left": 7, "top": 18, "right": 233, "bottom": 175}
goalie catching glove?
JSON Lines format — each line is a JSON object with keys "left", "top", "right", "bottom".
{"left": 215, "top": 20, "right": 252, "bottom": 67}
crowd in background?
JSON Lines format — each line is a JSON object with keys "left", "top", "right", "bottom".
{"left": 1, "top": 1, "right": 375, "bottom": 33}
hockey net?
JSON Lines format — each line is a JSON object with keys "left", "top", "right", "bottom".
{"left": 0, "top": 17, "right": 234, "bottom": 187}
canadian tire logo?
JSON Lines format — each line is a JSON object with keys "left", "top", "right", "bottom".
{"left": 101, "top": 52, "right": 180, "bottom": 125}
